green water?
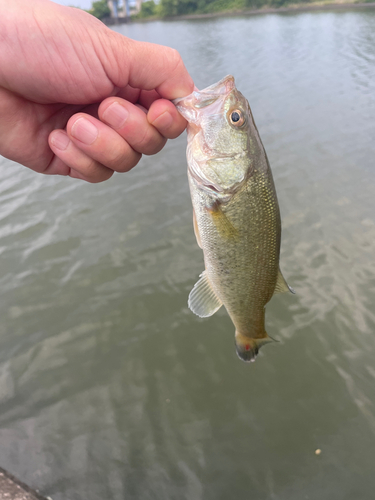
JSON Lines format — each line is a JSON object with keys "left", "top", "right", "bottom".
{"left": 1, "top": 8, "right": 375, "bottom": 500}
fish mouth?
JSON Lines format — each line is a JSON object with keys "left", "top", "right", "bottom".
{"left": 195, "top": 75, "right": 235, "bottom": 97}
{"left": 175, "top": 75, "right": 246, "bottom": 196}
{"left": 173, "top": 75, "right": 235, "bottom": 121}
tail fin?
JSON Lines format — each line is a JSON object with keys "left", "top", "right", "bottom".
{"left": 235, "top": 331, "right": 275, "bottom": 363}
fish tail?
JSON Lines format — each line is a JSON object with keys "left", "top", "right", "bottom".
{"left": 235, "top": 331, "right": 275, "bottom": 363}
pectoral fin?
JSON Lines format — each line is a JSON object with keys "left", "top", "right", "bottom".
{"left": 206, "top": 200, "right": 238, "bottom": 240}
{"left": 188, "top": 270, "right": 223, "bottom": 318}
{"left": 274, "top": 268, "right": 295, "bottom": 295}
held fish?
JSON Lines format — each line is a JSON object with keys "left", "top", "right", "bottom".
{"left": 174, "top": 75, "right": 294, "bottom": 362}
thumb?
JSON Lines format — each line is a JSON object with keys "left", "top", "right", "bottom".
{"left": 105, "top": 36, "right": 194, "bottom": 100}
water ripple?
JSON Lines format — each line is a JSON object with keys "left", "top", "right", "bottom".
{"left": 2, "top": 9, "right": 375, "bottom": 499}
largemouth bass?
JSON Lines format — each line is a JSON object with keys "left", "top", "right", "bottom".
{"left": 174, "top": 75, "right": 294, "bottom": 362}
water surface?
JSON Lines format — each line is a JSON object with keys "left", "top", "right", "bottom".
{"left": 1, "top": 9, "right": 375, "bottom": 499}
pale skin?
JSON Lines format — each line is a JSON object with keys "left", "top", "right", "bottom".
{"left": 0, "top": 0, "right": 194, "bottom": 183}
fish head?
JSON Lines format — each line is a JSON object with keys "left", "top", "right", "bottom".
{"left": 174, "top": 75, "right": 259, "bottom": 194}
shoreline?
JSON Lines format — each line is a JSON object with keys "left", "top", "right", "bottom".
{"left": 105, "top": 2, "right": 375, "bottom": 24}
{"left": 0, "top": 467, "right": 49, "bottom": 500}
{"left": 165, "top": 1, "right": 375, "bottom": 21}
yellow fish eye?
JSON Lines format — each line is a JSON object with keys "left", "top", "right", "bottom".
{"left": 228, "top": 109, "right": 245, "bottom": 127}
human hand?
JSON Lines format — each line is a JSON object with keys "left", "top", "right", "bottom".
{"left": 0, "top": 0, "right": 194, "bottom": 182}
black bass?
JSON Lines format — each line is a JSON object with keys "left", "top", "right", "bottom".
{"left": 174, "top": 75, "right": 294, "bottom": 362}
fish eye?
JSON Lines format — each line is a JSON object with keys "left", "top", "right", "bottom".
{"left": 229, "top": 109, "right": 245, "bottom": 127}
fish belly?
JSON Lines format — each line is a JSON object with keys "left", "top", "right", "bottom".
{"left": 190, "top": 170, "right": 280, "bottom": 337}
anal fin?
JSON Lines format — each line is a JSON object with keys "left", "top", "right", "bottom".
{"left": 274, "top": 268, "right": 295, "bottom": 295}
{"left": 188, "top": 270, "right": 222, "bottom": 318}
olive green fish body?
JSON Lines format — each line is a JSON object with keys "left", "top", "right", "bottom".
{"left": 190, "top": 164, "right": 280, "bottom": 333}
{"left": 175, "top": 76, "right": 293, "bottom": 362}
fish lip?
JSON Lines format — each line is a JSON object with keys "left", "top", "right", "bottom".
{"left": 173, "top": 75, "right": 235, "bottom": 115}
{"left": 195, "top": 75, "right": 235, "bottom": 96}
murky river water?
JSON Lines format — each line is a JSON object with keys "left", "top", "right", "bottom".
{"left": 1, "top": 7, "right": 375, "bottom": 500}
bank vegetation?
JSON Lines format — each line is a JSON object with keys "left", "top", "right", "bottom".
{"left": 135, "top": 0, "right": 373, "bottom": 19}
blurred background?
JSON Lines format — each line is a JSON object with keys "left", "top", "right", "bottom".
{"left": 1, "top": 3, "right": 375, "bottom": 500}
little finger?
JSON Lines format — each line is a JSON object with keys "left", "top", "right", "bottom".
{"left": 49, "top": 130, "right": 114, "bottom": 183}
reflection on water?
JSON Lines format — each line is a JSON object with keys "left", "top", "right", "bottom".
{"left": 1, "top": 8, "right": 375, "bottom": 500}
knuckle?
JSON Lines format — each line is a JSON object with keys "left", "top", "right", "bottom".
{"left": 86, "top": 169, "right": 113, "bottom": 183}
{"left": 130, "top": 126, "right": 166, "bottom": 154}
{"left": 167, "top": 128, "right": 184, "bottom": 140}
{"left": 110, "top": 150, "right": 141, "bottom": 173}
{"left": 144, "top": 137, "right": 167, "bottom": 155}
{"left": 130, "top": 127, "right": 149, "bottom": 151}
{"left": 75, "top": 157, "right": 107, "bottom": 183}
{"left": 168, "top": 48, "right": 183, "bottom": 71}
{"left": 76, "top": 155, "right": 97, "bottom": 173}
{"left": 118, "top": 154, "right": 141, "bottom": 172}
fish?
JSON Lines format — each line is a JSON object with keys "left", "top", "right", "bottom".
{"left": 174, "top": 75, "right": 294, "bottom": 362}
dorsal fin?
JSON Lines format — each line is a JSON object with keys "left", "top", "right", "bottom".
{"left": 274, "top": 268, "right": 295, "bottom": 295}
{"left": 188, "top": 271, "right": 222, "bottom": 317}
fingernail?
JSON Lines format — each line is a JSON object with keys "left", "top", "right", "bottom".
{"left": 151, "top": 111, "right": 173, "bottom": 130}
{"left": 71, "top": 118, "right": 98, "bottom": 145}
{"left": 50, "top": 131, "right": 70, "bottom": 151}
{"left": 102, "top": 102, "right": 129, "bottom": 129}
